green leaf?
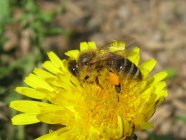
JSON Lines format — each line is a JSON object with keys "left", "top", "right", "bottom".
{"left": 148, "top": 131, "right": 176, "bottom": 140}
{"left": 25, "top": 0, "right": 38, "bottom": 13}
{"left": 166, "top": 67, "right": 176, "bottom": 80}
{"left": 176, "top": 115, "right": 186, "bottom": 123}
{"left": 0, "top": 0, "right": 11, "bottom": 25}
{"left": 39, "top": 11, "right": 54, "bottom": 23}
{"left": 45, "top": 28, "right": 64, "bottom": 35}
{"left": 0, "top": 66, "right": 13, "bottom": 79}
{"left": 0, "top": 86, "right": 7, "bottom": 95}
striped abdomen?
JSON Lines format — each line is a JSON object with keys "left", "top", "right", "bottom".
{"left": 106, "top": 56, "right": 142, "bottom": 80}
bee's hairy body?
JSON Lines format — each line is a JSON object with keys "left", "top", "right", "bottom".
{"left": 68, "top": 42, "right": 142, "bottom": 93}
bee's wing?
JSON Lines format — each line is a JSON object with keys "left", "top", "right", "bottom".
{"left": 90, "top": 49, "right": 137, "bottom": 65}
{"left": 122, "top": 36, "right": 138, "bottom": 49}
{"left": 113, "top": 49, "right": 138, "bottom": 57}
{"left": 99, "top": 37, "right": 138, "bottom": 50}
{"left": 99, "top": 39, "right": 138, "bottom": 54}
{"left": 99, "top": 40, "right": 126, "bottom": 50}
{"left": 100, "top": 46, "right": 138, "bottom": 58}
{"left": 90, "top": 39, "right": 139, "bottom": 64}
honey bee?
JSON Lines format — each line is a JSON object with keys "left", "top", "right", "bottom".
{"left": 68, "top": 40, "right": 142, "bottom": 94}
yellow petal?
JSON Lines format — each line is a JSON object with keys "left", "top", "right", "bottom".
{"left": 123, "top": 120, "right": 134, "bottom": 137}
{"left": 153, "top": 71, "right": 168, "bottom": 83}
{"left": 140, "top": 86, "right": 154, "bottom": 98}
{"left": 37, "top": 88, "right": 56, "bottom": 100}
{"left": 128, "top": 47, "right": 140, "bottom": 66}
{"left": 24, "top": 73, "right": 54, "bottom": 92}
{"left": 37, "top": 109, "right": 74, "bottom": 125}
{"left": 37, "top": 113, "right": 61, "bottom": 124}
{"left": 47, "top": 51, "right": 64, "bottom": 68}
{"left": 155, "top": 97, "right": 165, "bottom": 106}
{"left": 60, "top": 60, "right": 69, "bottom": 72}
{"left": 33, "top": 68, "right": 56, "bottom": 80}
{"left": 58, "top": 74, "right": 76, "bottom": 89}
{"left": 156, "top": 90, "right": 168, "bottom": 98}
{"left": 116, "top": 115, "right": 124, "bottom": 139}
{"left": 144, "top": 108, "right": 156, "bottom": 121}
{"left": 36, "top": 131, "right": 59, "bottom": 140}
{"left": 11, "top": 113, "right": 40, "bottom": 125}
{"left": 140, "top": 59, "right": 157, "bottom": 79}
{"left": 88, "top": 42, "right": 97, "bottom": 50}
{"left": 65, "top": 50, "right": 80, "bottom": 60}
{"left": 16, "top": 87, "right": 46, "bottom": 99}
{"left": 80, "top": 42, "right": 89, "bottom": 51}
{"left": 36, "top": 128, "right": 70, "bottom": 140}
{"left": 42, "top": 61, "right": 62, "bottom": 74}
{"left": 155, "top": 81, "right": 167, "bottom": 93}
{"left": 140, "top": 122, "right": 154, "bottom": 130}
{"left": 10, "top": 100, "right": 61, "bottom": 113}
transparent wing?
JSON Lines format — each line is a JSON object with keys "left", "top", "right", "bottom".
{"left": 89, "top": 49, "right": 138, "bottom": 65}
{"left": 89, "top": 39, "right": 139, "bottom": 64}
{"left": 99, "top": 37, "right": 138, "bottom": 50}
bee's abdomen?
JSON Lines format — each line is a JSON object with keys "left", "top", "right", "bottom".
{"left": 130, "top": 62, "right": 142, "bottom": 80}
{"left": 107, "top": 57, "right": 142, "bottom": 80}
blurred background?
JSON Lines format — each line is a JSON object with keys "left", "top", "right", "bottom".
{"left": 0, "top": 0, "right": 186, "bottom": 140}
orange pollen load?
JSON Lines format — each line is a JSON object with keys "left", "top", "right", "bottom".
{"left": 108, "top": 72, "right": 120, "bottom": 85}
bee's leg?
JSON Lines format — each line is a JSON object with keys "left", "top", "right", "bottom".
{"left": 84, "top": 75, "right": 89, "bottom": 81}
{"left": 115, "top": 84, "right": 121, "bottom": 102}
{"left": 95, "top": 76, "right": 103, "bottom": 89}
{"left": 81, "top": 75, "right": 90, "bottom": 86}
{"left": 115, "top": 83, "right": 121, "bottom": 93}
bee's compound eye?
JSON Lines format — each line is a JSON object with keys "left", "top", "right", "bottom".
{"left": 68, "top": 60, "right": 79, "bottom": 76}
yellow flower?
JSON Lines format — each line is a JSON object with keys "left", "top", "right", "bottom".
{"left": 10, "top": 41, "right": 168, "bottom": 140}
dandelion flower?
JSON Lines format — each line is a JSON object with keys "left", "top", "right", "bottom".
{"left": 10, "top": 41, "right": 168, "bottom": 140}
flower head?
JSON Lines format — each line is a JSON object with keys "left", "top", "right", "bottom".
{"left": 10, "top": 41, "right": 168, "bottom": 140}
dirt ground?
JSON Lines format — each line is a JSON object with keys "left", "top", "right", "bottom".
{"left": 1, "top": 0, "right": 186, "bottom": 140}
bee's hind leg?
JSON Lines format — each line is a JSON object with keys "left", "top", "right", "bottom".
{"left": 95, "top": 76, "right": 103, "bottom": 89}
{"left": 115, "top": 83, "right": 121, "bottom": 93}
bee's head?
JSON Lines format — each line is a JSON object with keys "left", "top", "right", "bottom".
{"left": 68, "top": 60, "right": 79, "bottom": 76}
